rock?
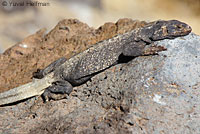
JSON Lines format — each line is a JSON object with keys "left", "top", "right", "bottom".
{"left": 0, "top": 32, "right": 199, "bottom": 133}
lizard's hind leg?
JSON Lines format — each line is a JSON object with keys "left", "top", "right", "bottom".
{"left": 42, "top": 80, "right": 73, "bottom": 102}
{"left": 33, "top": 57, "right": 67, "bottom": 79}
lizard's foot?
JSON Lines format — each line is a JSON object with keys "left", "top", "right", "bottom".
{"left": 33, "top": 57, "right": 67, "bottom": 79}
{"left": 42, "top": 80, "right": 73, "bottom": 102}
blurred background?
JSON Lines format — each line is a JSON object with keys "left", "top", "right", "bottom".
{"left": 0, "top": 0, "right": 199, "bottom": 53}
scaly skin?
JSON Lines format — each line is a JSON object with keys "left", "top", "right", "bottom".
{"left": 0, "top": 20, "right": 192, "bottom": 106}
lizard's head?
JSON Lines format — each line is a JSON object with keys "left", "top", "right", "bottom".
{"left": 151, "top": 20, "right": 192, "bottom": 40}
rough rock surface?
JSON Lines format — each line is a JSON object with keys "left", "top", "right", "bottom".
{"left": 0, "top": 19, "right": 200, "bottom": 134}
{"left": 0, "top": 18, "right": 148, "bottom": 92}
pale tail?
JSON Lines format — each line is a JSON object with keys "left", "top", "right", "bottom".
{"left": 0, "top": 77, "right": 54, "bottom": 106}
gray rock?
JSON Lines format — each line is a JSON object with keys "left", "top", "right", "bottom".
{"left": 0, "top": 33, "right": 200, "bottom": 134}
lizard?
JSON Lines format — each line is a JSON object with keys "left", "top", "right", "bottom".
{"left": 0, "top": 20, "right": 192, "bottom": 106}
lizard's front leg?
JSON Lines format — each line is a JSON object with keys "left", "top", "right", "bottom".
{"left": 122, "top": 41, "right": 166, "bottom": 57}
